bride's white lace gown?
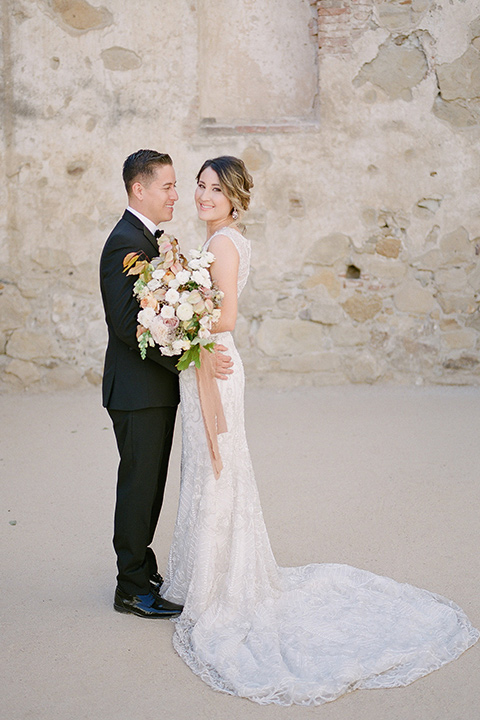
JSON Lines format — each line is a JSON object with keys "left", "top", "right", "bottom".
{"left": 162, "top": 226, "right": 478, "bottom": 706}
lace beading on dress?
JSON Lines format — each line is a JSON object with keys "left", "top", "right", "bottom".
{"left": 161, "top": 227, "right": 479, "bottom": 706}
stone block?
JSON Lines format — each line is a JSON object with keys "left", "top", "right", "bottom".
{"left": 6, "top": 329, "right": 63, "bottom": 362}
{"left": 363, "top": 256, "right": 406, "bottom": 282}
{"left": 411, "top": 249, "right": 443, "bottom": 272}
{"left": 305, "top": 233, "right": 350, "bottom": 266}
{"left": 50, "top": 0, "right": 113, "bottom": 32}
{"left": 393, "top": 282, "right": 435, "bottom": 314}
{"left": 443, "top": 329, "right": 477, "bottom": 350}
{"left": 256, "top": 318, "right": 324, "bottom": 356}
{"left": 271, "top": 295, "right": 305, "bottom": 320}
{"left": 307, "top": 302, "right": 343, "bottom": 325}
{"left": 342, "top": 293, "right": 383, "bottom": 322}
{"left": 0, "top": 285, "right": 31, "bottom": 332}
{"left": 439, "top": 317, "right": 461, "bottom": 331}
{"left": 466, "top": 311, "right": 480, "bottom": 332}
{"left": 330, "top": 324, "right": 370, "bottom": 346}
{"left": 300, "top": 269, "right": 341, "bottom": 298}
{"left": 343, "top": 353, "right": 382, "bottom": 383}
{"left": 375, "top": 236, "right": 401, "bottom": 258}
{"left": 4, "top": 358, "right": 42, "bottom": 386}
{"left": 101, "top": 47, "right": 142, "bottom": 71}
{"left": 303, "top": 285, "right": 343, "bottom": 325}
{"left": 45, "top": 364, "right": 83, "bottom": 389}
{"left": 436, "top": 46, "right": 480, "bottom": 102}
{"left": 443, "top": 355, "right": 479, "bottom": 371}
{"left": 85, "top": 368, "right": 102, "bottom": 385}
{"left": 435, "top": 268, "right": 468, "bottom": 293}
{"left": 439, "top": 227, "right": 472, "bottom": 264}
{"left": 32, "top": 246, "right": 73, "bottom": 270}
{"left": 233, "top": 314, "right": 251, "bottom": 349}
{"left": 354, "top": 36, "right": 428, "bottom": 99}
{"left": 437, "top": 293, "right": 476, "bottom": 314}
{"left": 466, "top": 261, "right": 480, "bottom": 291}
{"left": 241, "top": 143, "right": 272, "bottom": 172}
{"left": 432, "top": 96, "right": 478, "bottom": 128}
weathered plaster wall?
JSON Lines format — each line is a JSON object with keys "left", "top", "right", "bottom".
{"left": 0, "top": 0, "right": 479, "bottom": 390}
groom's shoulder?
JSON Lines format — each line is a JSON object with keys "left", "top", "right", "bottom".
{"left": 103, "top": 211, "right": 140, "bottom": 250}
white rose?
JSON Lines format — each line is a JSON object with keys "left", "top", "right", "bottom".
{"left": 165, "top": 288, "right": 180, "bottom": 304}
{"left": 175, "top": 269, "right": 191, "bottom": 284}
{"left": 152, "top": 268, "right": 165, "bottom": 280}
{"left": 198, "top": 252, "right": 214, "bottom": 267}
{"left": 161, "top": 305, "right": 175, "bottom": 319}
{"left": 198, "top": 327, "right": 210, "bottom": 339}
{"left": 149, "top": 316, "right": 172, "bottom": 346}
{"left": 147, "top": 279, "right": 162, "bottom": 291}
{"left": 176, "top": 302, "right": 194, "bottom": 321}
{"left": 168, "top": 278, "right": 180, "bottom": 290}
{"left": 179, "top": 291, "right": 191, "bottom": 302}
{"left": 137, "top": 307, "right": 156, "bottom": 328}
{"left": 188, "top": 258, "right": 201, "bottom": 270}
{"left": 192, "top": 269, "right": 211, "bottom": 287}
{"left": 172, "top": 338, "right": 190, "bottom": 352}
{"left": 199, "top": 315, "right": 211, "bottom": 328}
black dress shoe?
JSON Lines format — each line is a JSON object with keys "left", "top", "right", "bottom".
{"left": 114, "top": 587, "right": 182, "bottom": 618}
{"left": 150, "top": 572, "right": 164, "bottom": 594}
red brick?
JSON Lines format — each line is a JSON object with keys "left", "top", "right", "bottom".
{"left": 317, "top": 7, "right": 349, "bottom": 14}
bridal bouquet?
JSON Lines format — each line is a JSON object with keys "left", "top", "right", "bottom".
{"left": 123, "top": 235, "right": 223, "bottom": 370}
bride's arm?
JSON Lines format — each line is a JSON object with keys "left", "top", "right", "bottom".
{"left": 208, "top": 234, "right": 239, "bottom": 333}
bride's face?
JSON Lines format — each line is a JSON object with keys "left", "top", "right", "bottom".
{"left": 195, "top": 167, "right": 233, "bottom": 225}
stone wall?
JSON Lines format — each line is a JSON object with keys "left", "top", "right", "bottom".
{"left": 0, "top": 0, "right": 479, "bottom": 390}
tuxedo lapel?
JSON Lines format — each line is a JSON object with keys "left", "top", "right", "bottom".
{"left": 122, "top": 210, "right": 159, "bottom": 257}
{"left": 143, "top": 226, "right": 159, "bottom": 256}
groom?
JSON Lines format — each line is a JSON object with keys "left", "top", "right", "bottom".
{"left": 100, "top": 149, "right": 232, "bottom": 618}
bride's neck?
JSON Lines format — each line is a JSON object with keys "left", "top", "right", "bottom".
{"left": 206, "top": 219, "right": 235, "bottom": 240}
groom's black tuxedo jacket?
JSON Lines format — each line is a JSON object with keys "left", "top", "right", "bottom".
{"left": 100, "top": 210, "right": 179, "bottom": 411}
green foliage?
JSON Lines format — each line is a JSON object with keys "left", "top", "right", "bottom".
{"left": 138, "top": 330, "right": 152, "bottom": 360}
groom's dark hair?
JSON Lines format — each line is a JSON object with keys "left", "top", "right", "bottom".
{"left": 123, "top": 149, "right": 172, "bottom": 195}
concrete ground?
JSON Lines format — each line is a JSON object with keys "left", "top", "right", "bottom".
{"left": 1, "top": 384, "right": 479, "bottom": 720}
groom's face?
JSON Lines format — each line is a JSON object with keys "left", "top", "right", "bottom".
{"left": 137, "top": 163, "right": 178, "bottom": 225}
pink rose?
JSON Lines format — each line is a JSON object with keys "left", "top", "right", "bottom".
{"left": 140, "top": 294, "right": 158, "bottom": 310}
{"left": 163, "top": 316, "right": 179, "bottom": 329}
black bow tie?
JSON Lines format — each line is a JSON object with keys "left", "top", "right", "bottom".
{"left": 154, "top": 229, "right": 164, "bottom": 238}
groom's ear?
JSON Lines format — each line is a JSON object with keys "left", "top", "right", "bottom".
{"left": 130, "top": 180, "right": 144, "bottom": 201}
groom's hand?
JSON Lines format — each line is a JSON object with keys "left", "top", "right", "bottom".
{"left": 213, "top": 344, "right": 233, "bottom": 380}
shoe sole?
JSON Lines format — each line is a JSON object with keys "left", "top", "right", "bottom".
{"left": 113, "top": 602, "right": 180, "bottom": 618}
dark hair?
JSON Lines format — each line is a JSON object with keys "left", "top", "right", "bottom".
{"left": 196, "top": 156, "right": 253, "bottom": 215}
{"left": 123, "top": 149, "right": 172, "bottom": 195}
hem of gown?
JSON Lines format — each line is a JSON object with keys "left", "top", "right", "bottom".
{"left": 172, "top": 619, "right": 478, "bottom": 707}
{"left": 170, "top": 570, "right": 480, "bottom": 707}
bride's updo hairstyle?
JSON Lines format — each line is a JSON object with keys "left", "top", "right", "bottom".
{"left": 196, "top": 156, "right": 253, "bottom": 219}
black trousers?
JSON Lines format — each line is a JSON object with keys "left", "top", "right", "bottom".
{"left": 108, "top": 405, "right": 177, "bottom": 595}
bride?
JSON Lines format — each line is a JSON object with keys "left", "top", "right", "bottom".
{"left": 161, "top": 156, "right": 479, "bottom": 706}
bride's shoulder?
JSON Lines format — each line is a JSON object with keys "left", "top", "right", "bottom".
{"left": 210, "top": 225, "right": 248, "bottom": 248}
{"left": 207, "top": 225, "right": 246, "bottom": 252}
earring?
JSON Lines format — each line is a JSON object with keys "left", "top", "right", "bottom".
{"left": 232, "top": 208, "right": 239, "bottom": 220}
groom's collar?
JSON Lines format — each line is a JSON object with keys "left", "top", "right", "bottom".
{"left": 126, "top": 206, "right": 161, "bottom": 237}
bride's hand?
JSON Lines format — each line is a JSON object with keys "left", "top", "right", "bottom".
{"left": 213, "top": 344, "right": 233, "bottom": 379}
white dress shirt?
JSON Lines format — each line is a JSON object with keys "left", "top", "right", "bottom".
{"left": 126, "top": 206, "right": 160, "bottom": 237}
